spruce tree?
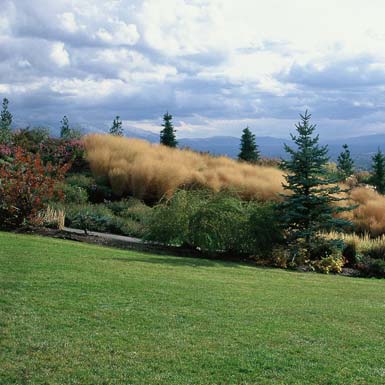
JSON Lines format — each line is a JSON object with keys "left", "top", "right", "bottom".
{"left": 160, "top": 112, "right": 177, "bottom": 147}
{"left": 110, "top": 116, "right": 123, "bottom": 136}
{"left": 280, "top": 111, "right": 352, "bottom": 260}
{"left": 238, "top": 127, "right": 260, "bottom": 163}
{"left": 337, "top": 144, "right": 354, "bottom": 180}
{"left": 0, "top": 97, "right": 12, "bottom": 143}
{"left": 370, "top": 148, "right": 385, "bottom": 194}
{"left": 60, "top": 116, "right": 71, "bottom": 139}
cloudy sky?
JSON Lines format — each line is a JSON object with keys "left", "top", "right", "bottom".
{"left": 2, "top": 0, "right": 385, "bottom": 138}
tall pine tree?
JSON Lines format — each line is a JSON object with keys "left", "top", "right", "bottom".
{"left": 370, "top": 148, "right": 385, "bottom": 194}
{"left": 60, "top": 116, "right": 71, "bottom": 139}
{"left": 160, "top": 112, "right": 177, "bottom": 147}
{"left": 238, "top": 127, "right": 260, "bottom": 163}
{"left": 0, "top": 97, "right": 12, "bottom": 144}
{"left": 337, "top": 144, "right": 354, "bottom": 180}
{"left": 280, "top": 111, "right": 352, "bottom": 260}
{"left": 110, "top": 116, "right": 123, "bottom": 136}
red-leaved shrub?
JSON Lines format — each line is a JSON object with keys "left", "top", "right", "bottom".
{"left": 39, "top": 138, "right": 86, "bottom": 171}
{"left": 0, "top": 147, "right": 70, "bottom": 228}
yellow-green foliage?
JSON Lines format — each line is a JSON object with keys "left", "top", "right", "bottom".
{"left": 326, "top": 231, "right": 385, "bottom": 256}
{"left": 312, "top": 256, "right": 345, "bottom": 274}
{"left": 84, "top": 134, "right": 285, "bottom": 201}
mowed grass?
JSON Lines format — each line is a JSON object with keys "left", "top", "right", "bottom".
{"left": 1, "top": 233, "right": 385, "bottom": 385}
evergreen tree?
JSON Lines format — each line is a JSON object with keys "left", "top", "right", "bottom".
{"left": 370, "top": 148, "right": 385, "bottom": 194}
{"left": 0, "top": 97, "right": 12, "bottom": 143}
{"left": 110, "top": 116, "right": 123, "bottom": 136}
{"left": 60, "top": 116, "right": 71, "bottom": 139}
{"left": 238, "top": 127, "right": 260, "bottom": 163}
{"left": 160, "top": 112, "right": 177, "bottom": 147}
{"left": 337, "top": 144, "right": 354, "bottom": 179}
{"left": 280, "top": 111, "right": 352, "bottom": 260}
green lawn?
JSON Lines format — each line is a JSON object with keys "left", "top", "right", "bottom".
{"left": 1, "top": 233, "right": 385, "bottom": 385}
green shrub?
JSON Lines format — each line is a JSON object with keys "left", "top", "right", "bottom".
{"left": 312, "top": 255, "right": 345, "bottom": 274}
{"left": 365, "top": 245, "right": 385, "bottom": 261}
{"left": 342, "top": 241, "right": 357, "bottom": 267}
{"left": 66, "top": 204, "right": 114, "bottom": 232}
{"left": 242, "top": 203, "right": 283, "bottom": 256}
{"left": 145, "top": 190, "right": 282, "bottom": 256}
{"left": 66, "top": 174, "right": 94, "bottom": 190}
{"left": 64, "top": 203, "right": 147, "bottom": 237}
{"left": 65, "top": 174, "right": 114, "bottom": 203}
{"left": 357, "top": 257, "right": 385, "bottom": 278}
{"left": 106, "top": 198, "right": 151, "bottom": 221}
{"left": 189, "top": 193, "right": 247, "bottom": 253}
{"left": 59, "top": 183, "right": 89, "bottom": 204}
{"left": 145, "top": 190, "right": 204, "bottom": 246}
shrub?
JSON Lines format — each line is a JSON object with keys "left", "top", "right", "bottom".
{"left": 39, "top": 138, "right": 86, "bottom": 171}
{"left": 60, "top": 183, "right": 89, "bottom": 205}
{"left": 64, "top": 203, "right": 146, "bottom": 237}
{"left": 145, "top": 190, "right": 203, "bottom": 246}
{"left": 13, "top": 127, "right": 50, "bottom": 152}
{"left": 357, "top": 258, "right": 385, "bottom": 278}
{"left": 189, "top": 193, "right": 247, "bottom": 253}
{"left": 0, "top": 144, "right": 12, "bottom": 159}
{"left": 145, "top": 190, "right": 282, "bottom": 256}
{"left": 106, "top": 199, "right": 151, "bottom": 222}
{"left": 0, "top": 148, "right": 69, "bottom": 228}
{"left": 65, "top": 174, "right": 114, "bottom": 203}
{"left": 65, "top": 204, "right": 114, "bottom": 232}
{"left": 312, "top": 255, "right": 345, "bottom": 274}
{"left": 243, "top": 203, "right": 283, "bottom": 256}
{"left": 66, "top": 174, "right": 95, "bottom": 189}
{"left": 341, "top": 240, "right": 357, "bottom": 267}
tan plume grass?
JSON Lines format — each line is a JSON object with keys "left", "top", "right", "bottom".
{"left": 39, "top": 206, "right": 65, "bottom": 230}
{"left": 325, "top": 231, "right": 385, "bottom": 254}
{"left": 84, "top": 134, "right": 285, "bottom": 202}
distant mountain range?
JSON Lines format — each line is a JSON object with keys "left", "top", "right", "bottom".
{"left": 123, "top": 127, "right": 385, "bottom": 169}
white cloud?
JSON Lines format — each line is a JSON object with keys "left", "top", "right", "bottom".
{"left": 59, "top": 12, "right": 79, "bottom": 33}
{"left": 5, "top": 0, "right": 385, "bottom": 138}
{"left": 50, "top": 42, "right": 70, "bottom": 67}
{"left": 17, "top": 59, "right": 31, "bottom": 69}
{"left": 96, "top": 21, "right": 140, "bottom": 46}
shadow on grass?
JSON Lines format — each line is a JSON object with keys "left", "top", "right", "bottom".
{"left": 109, "top": 254, "right": 247, "bottom": 269}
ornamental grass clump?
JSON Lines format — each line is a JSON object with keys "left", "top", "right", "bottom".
{"left": 83, "top": 134, "right": 285, "bottom": 202}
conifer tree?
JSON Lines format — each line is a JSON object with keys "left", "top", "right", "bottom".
{"left": 337, "top": 144, "right": 354, "bottom": 180}
{"left": 238, "top": 127, "right": 260, "bottom": 163}
{"left": 280, "top": 111, "right": 352, "bottom": 260}
{"left": 0, "top": 97, "right": 12, "bottom": 143}
{"left": 60, "top": 115, "right": 71, "bottom": 139}
{"left": 370, "top": 148, "right": 385, "bottom": 194}
{"left": 160, "top": 112, "right": 177, "bottom": 147}
{"left": 110, "top": 116, "right": 123, "bottom": 136}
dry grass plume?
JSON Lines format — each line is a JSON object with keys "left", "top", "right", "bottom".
{"left": 84, "top": 134, "right": 285, "bottom": 202}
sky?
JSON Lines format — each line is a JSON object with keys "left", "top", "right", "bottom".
{"left": 2, "top": 0, "right": 385, "bottom": 139}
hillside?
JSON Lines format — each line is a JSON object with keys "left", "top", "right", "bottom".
{"left": 121, "top": 127, "right": 385, "bottom": 168}
{"left": 1, "top": 232, "right": 385, "bottom": 385}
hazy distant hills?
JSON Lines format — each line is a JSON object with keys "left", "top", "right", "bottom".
{"left": 122, "top": 127, "right": 385, "bottom": 169}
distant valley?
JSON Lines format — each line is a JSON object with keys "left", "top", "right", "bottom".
{"left": 122, "top": 127, "right": 385, "bottom": 169}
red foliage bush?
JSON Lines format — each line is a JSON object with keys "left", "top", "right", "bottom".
{"left": 39, "top": 138, "right": 86, "bottom": 170}
{"left": 0, "top": 144, "right": 12, "bottom": 159}
{"left": 0, "top": 147, "right": 70, "bottom": 228}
